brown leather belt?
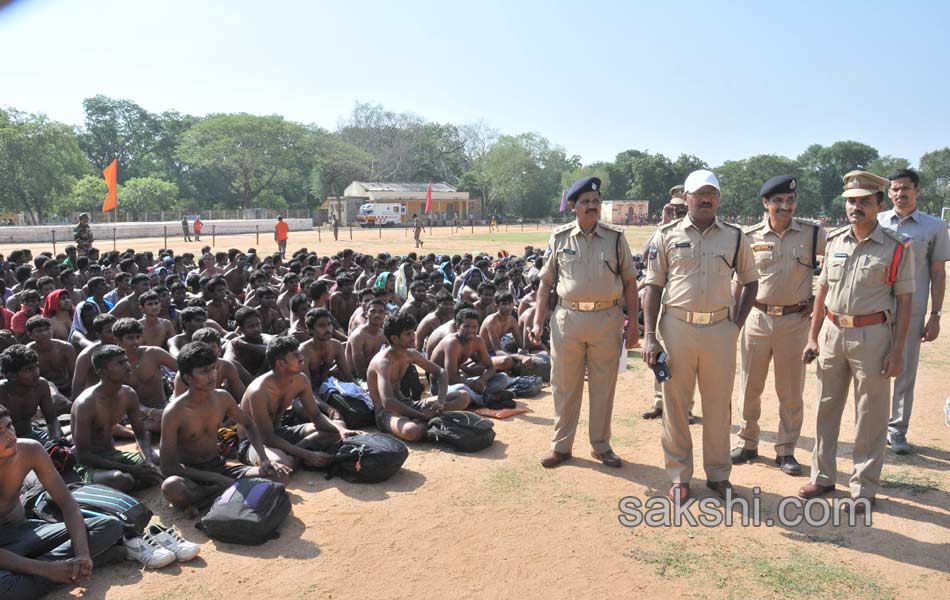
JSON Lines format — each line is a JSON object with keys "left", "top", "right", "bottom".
{"left": 754, "top": 301, "right": 808, "bottom": 316}
{"left": 825, "top": 309, "right": 887, "bottom": 328}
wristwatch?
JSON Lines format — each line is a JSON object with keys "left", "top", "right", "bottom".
{"left": 931, "top": 310, "right": 942, "bottom": 316}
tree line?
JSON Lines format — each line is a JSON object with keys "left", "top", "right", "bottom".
{"left": 1, "top": 95, "right": 949, "bottom": 224}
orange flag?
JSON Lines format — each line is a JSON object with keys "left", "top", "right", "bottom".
{"left": 101, "top": 158, "right": 118, "bottom": 212}
{"left": 424, "top": 182, "right": 432, "bottom": 214}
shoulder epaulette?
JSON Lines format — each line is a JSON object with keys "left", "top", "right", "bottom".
{"left": 552, "top": 222, "right": 573, "bottom": 235}
{"left": 598, "top": 221, "right": 624, "bottom": 233}
{"left": 744, "top": 221, "right": 767, "bottom": 234}
{"left": 880, "top": 227, "right": 912, "bottom": 246}
{"left": 658, "top": 218, "right": 682, "bottom": 232}
{"left": 795, "top": 217, "right": 821, "bottom": 227}
{"left": 721, "top": 221, "right": 742, "bottom": 233}
{"left": 828, "top": 225, "right": 850, "bottom": 240}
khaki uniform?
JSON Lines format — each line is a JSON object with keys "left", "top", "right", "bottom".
{"left": 811, "top": 224, "right": 914, "bottom": 498}
{"left": 736, "top": 217, "right": 826, "bottom": 455}
{"left": 644, "top": 216, "right": 757, "bottom": 483}
{"left": 539, "top": 220, "right": 638, "bottom": 454}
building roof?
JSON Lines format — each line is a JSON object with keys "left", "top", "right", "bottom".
{"left": 351, "top": 182, "right": 457, "bottom": 193}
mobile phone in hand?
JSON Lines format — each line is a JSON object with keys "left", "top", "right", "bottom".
{"left": 652, "top": 352, "right": 672, "bottom": 382}
{"left": 804, "top": 349, "right": 817, "bottom": 364}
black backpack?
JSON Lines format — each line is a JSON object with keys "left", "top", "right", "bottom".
{"left": 323, "top": 388, "right": 375, "bottom": 429}
{"left": 326, "top": 433, "right": 409, "bottom": 484}
{"left": 507, "top": 375, "right": 543, "bottom": 398}
{"left": 426, "top": 411, "right": 496, "bottom": 452}
{"left": 28, "top": 482, "right": 153, "bottom": 536}
{"left": 400, "top": 364, "right": 426, "bottom": 402}
{"left": 197, "top": 478, "right": 291, "bottom": 545}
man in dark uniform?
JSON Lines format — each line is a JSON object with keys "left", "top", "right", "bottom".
{"left": 73, "top": 213, "right": 94, "bottom": 257}
{"left": 531, "top": 176, "right": 640, "bottom": 468}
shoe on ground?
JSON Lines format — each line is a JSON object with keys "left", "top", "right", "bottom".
{"left": 798, "top": 482, "right": 835, "bottom": 499}
{"left": 730, "top": 447, "right": 758, "bottom": 464}
{"left": 124, "top": 535, "right": 177, "bottom": 569}
{"left": 539, "top": 450, "right": 571, "bottom": 468}
{"left": 641, "top": 406, "right": 663, "bottom": 420}
{"left": 146, "top": 523, "right": 201, "bottom": 562}
{"left": 590, "top": 449, "right": 622, "bottom": 468}
{"left": 888, "top": 434, "right": 911, "bottom": 455}
{"left": 668, "top": 483, "right": 689, "bottom": 503}
{"left": 688, "top": 411, "right": 696, "bottom": 425}
{"left": 706, "top": 480, "right": 733, "bottom": 499}
{"left": 775, "top": 455, "right": 803, "bottom": 476}
{"left": 842, "top": 496, "right": 876, "bottom": 514}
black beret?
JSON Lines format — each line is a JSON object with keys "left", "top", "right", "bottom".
{"left": 567, "top": 176, "right": 601, "bottom": 203}
{"left": 760, "top": 175, "right": 797, "bottom": 198}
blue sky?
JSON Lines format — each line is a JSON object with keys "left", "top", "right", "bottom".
{"left": 2, "top": 0, "right": 948, "bottom": 167}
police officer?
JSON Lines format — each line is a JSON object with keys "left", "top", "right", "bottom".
{"left": 642, "top": 170, "right": 758, "bottom": 501}
{"left": 642, "top": 186, "right": 692, "bottom": 421}
{"left": 799, "top": 171, "right": 915, "bottom": 513}
{"left": 730, "top": 176, "right": 826, "bottom": 475}
{"left": 878, "top": 168, "right": 949, "bottom": 455}
{"left": 73, "top": 213, "right": 94, "bottom": 257}
{"left": 532, "top": 176, "right": 640, "bottom": 468}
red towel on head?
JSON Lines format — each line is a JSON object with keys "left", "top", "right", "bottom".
{"left": 42, "top": 289, "right": 74, "bottom": 320}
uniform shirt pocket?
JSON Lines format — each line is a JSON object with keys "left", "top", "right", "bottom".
{"left": 557, "top": 251, "right": 579, "bottom": 277}
{"left": 856, "top": 257, "right": 887, "bottom": 285}
{"left": 825, "top": 258, "right": 847, "bottom": 282}
{"left": 669, "top": 246, "right": 698, "bottom": 275}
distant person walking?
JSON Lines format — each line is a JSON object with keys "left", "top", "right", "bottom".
{"left": 275, "top": 215, "right": 289, "bottom": 258}
{"left": 453, "top": 214, "right": 461, "bottom": 232}
{"left": 332, "top": 214, "right": 339, "bottom": 241}
{"left": 193, "top": 215, "right": 203, "bottom": 242}
{"left": 181, "top": 216, "right": 192, "bottom": 242}
{"left": 413, "top": 214, "right": 425, "bottom": 248}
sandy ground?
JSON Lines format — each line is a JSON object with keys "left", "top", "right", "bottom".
{"left": 27, "top": 223, "right": 949, "bottom": 600}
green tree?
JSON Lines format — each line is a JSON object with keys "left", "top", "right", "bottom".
{"left": 866, "top": 155, "right": 910, "bottom": 179}
{"left": 612, "top": 150, "right": 675, "bottom": 215}
{"left": 78, "top": 95, "right": 163, "bottom": 182}
{"left": 796, "top": 141, "right": 879, "bottom": 218}
{"left": 309, "top": 132, "right": 372, "bottom": 201}
{"left": 177, "top": 114, "right": 306, "bottom": 209}
{"left": 714, "top": 154, "right": 801, "bottom": 218}
{"left": 919, "top": 147, "right": 950, "bottom": 215}
{"left": 0, "top": 108, "right": 90, "bottom": 223}
{"left": 120, "top": 177, "right": 179, "bottom": 213}
{"left": 58, "top": 175, "right": 111, "bottom": 215}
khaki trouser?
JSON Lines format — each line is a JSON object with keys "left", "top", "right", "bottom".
{"left": 550, "top": 304, "right": 624, "bottom": 454}
{"left": 736, "top": 309, "right": 808, "bottom": 455}
{"left": 811, "top": 321, "right": 891, "bottom": 499}
{"left": 889, "top": 312, "right": 926, "bottom": 437}
{"left": 659, "top": 315, "right": 739, "bottom": 483}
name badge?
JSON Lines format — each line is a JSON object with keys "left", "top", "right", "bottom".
{"left": 752, "top": 243, "right": 773, "bottom": 252}
{"left": 674, "top": 242, "right": 692, "bottom": 248}
{"left": 562, "top": 248, "right": 577, "bottom": 256}
{"left": 834, "top": 252, "right": 849, "bottom": 258}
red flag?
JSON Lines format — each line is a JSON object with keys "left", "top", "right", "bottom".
{"left": 424, "top": 183, "right": 433, "bottom": 214}
{"left": 101, "top": 158, "right": 118, "bottom": 212}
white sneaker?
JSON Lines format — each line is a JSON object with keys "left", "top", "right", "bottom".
{"left": 146, "top": 523, "right": 201, "bottom": 562}
{"left": 124, "top": 534, "right": 177, "bottom": 569}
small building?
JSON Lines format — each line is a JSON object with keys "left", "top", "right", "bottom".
{"left": 602, "top": 200, "right": 649, "bottom": 225}
{"left": 326, "top": 182, "right": 473, "bottom": 225}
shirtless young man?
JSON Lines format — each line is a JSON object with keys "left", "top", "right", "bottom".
{"left": 70, "top": 345, "right": 162, "bottom": 491}
{"left": 26, "top": 316, "right": 76, "bottom": 400}
{"left": 430, "top": 308, "right": 511, "bottom": 408}
{"left": 345, "top": 298, "right": 387, "bottom": 380}
{"left": 255, "top": 287, "right": 288, "bottom": 335}
{"left": 424, "top": 301, "right": 475, "bottom": 360}
{"left": 45, "top": 290, "right": 73, "bottom": 341}
{"left": 71, "top": 314, "right": 117, "bottom": 397}
{"left": 223, "top": 307, "right": 273, "bottom": 377}
{"left": 517, "top": 302, "right": 549, "bottom": 352}
{"left": 112, "top": 318, "right": 178, "bottom": 434}
{"left": 205, "top": 276, "right": 235, "bottom": 328}
{"left": 168, "top": 306, "right": 208, "bottom": 358}
{"left": 137, "top": 291, "right": 176, "bottom": 350}
{"left": 301, "top": 308, "right": 353, "bottom": 390}
{"left": 172, "top": 328, "right": 247, "bottom": 400}
{"left": 287, "top": 293, "right": 312, "bottom": 342}
{"left": 275, "top": 272, "right": 300, "bottom": 319}
{"left": 0, "top": 345, "right": 61, "bottom": 443}
{"left": 472, "top": 282, "right": 497, "bottom": 324}
{"left": 398, "top": 279, "right": 432, "bottom": 324}
{"left": 328, "top": 273, "right": 358, "bottom": 330}
{"left": 161, "top": 342, "right": 287, "bottom": 510}
{"left": 110, "top": 273, "right": 149, "bottom": 320}
{"left": 415, "top": 289, "right": 454, "bottom": 352}
{"left": 0, "top": 405, "right": 125, "bottom": 599}
{"left": 237, "top": 336, "right": 361, "bottom": 471}
{"left": 479, "top": 291, "right": 535, "bottom": 372}
{"left": 347, "top": 288, "right": 375, "bottom": 334}
{"left": 367, "top": 313, "right": 470, "bottom": 442}
{"left": 309, "top": 280, "right": 348, "bottom": 343}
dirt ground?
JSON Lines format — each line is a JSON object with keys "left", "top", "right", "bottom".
{"left": 27, "top": 223, "right": 948, "bottom": 600}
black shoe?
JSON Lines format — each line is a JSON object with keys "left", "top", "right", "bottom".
{"left": 775, "top": 455, "right": 803, "bottom": 476}
{"left": 688, "top": 411, "right": 696, "bottom": 425}
{"left": 730, "top": 447, "right": 758, "bottom": 464}
{"left": 641, "top": 406, "right": 663, "bottom": 419}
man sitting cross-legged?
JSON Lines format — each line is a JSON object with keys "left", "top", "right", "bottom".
{"left": 113, "top": 318, "right": 178, "bottom": 434}
{"left": 0, "top": 345, "right": 62, "bottom": 444}
{"left": 168, "top": 306, "right": 209, "bottom": 359}
{"left": 415, "top": 289, "right": 455, "bottom": 352}
{"left": 367, "top": 313, "right": 470, "bottom": 442}
{"left": 430, "top": 308, "right": 513, "bottom": 408}
{"left": 172, "top": 328, "right": 248, "bottom": 401}
{"left": 0, "top": 405, "right": 125, "bottom": 600}
{"left": 237, "top": 336, "right": 362, "bottom": 472}
{"left": 479, "top": 291, "right": 535, "bottom": 373}
{"left": 25, "top": 315, "right": 76, "bottom": 402}
{"left": 397, "top": 278, "right": 433, "bottom": 324}
{"left": 71, "top": 314, "right": 117, "bottom": 399}
{"left": 71, "top": 345, "right": 162, "bottom": 492}
{"left": 161, "top": 342, "right": 289, "bottom": 511}
{"left": 347, "top": 288, "right": 375, "bottom": 335}
{"left": 424, "top": 301, "right": 475, "bottom": 361}
{"left": 224, "top": 307, "right": 274, "bottom": 378}
{"left": 301, "top": 308, "right": 353, "bottom": 390}
{"left": 137, "top": 290, "right": 176, "bottom": 350}
{"left": 345, "top": 298, "right": 387, "bottom": 380}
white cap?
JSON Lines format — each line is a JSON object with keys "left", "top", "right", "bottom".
{"left": 683, "top": 169, "right": 720, "bottom": 194}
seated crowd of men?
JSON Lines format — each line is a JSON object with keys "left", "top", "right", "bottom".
{"left": 0, "top": 243, "right": 555, "bottom": 596}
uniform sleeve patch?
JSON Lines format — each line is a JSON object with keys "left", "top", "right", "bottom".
{"left": 674, "top": 242, "right": 692, "bottom": 248}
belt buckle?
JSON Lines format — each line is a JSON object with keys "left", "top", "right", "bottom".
{"left": 577, "top": 301, "right": 596, "bottom": 311}
{"left": 766, "top": 305, "right": 783, "bottom": 316}
{"left": 838, "top": 314, "right": 855, "bottom": 328}
{"left": 691, "top": 311, "right": 712, "bottom": 325}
